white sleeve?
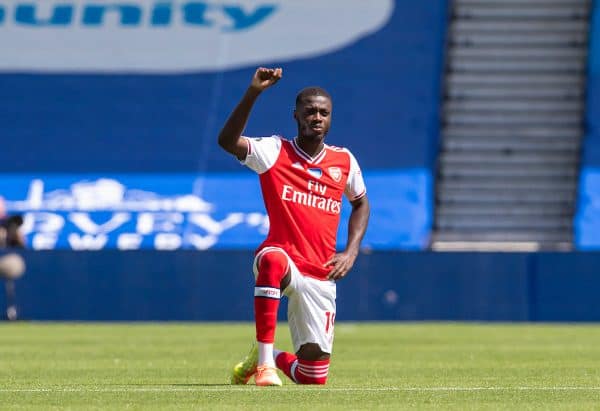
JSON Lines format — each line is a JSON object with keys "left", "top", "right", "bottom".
{"left": 241, "top": 135, "right": 282, "bottom": 174}
{"left": 344, "top": 150, "right": 367, "bottom": 201}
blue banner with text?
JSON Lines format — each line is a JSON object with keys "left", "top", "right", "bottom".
{"left": 1, "top": 171, "right": 431, "bottom": 250}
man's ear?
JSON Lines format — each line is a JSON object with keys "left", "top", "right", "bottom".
{"left": 293, "top": 110, "right": 297, "bottom": 120}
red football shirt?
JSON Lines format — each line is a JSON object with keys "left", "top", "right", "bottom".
{"left": 242, "top": 135, "right": 366, "bottom": 280}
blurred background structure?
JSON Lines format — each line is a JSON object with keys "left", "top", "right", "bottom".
{"left": 434, "top": 0, "right": 589, "bottom": 251}
{"left": 0, "top": 0, "right": 599, "bottom": 321}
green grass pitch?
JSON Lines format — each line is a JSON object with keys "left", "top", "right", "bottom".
{"left": 1, "top": 322, "right": 600, "bottom": 410}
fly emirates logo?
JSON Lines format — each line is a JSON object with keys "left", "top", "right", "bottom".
{"left": 281, "top": 180, "right": 341, "bottom": 214}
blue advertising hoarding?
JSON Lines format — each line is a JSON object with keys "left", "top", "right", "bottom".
{"left": 1, "top": 171, "right": 431, "bottom": 250}
{"left": 0, "top": 0, "right": 449, "bottom": 249}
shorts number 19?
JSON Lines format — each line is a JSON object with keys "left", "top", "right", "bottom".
{"left": 325, "top": 311, "right": 336, "bottom": 333}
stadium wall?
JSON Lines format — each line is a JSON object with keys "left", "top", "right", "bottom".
{"left": 4, "top": 250, "right": 600, "bottom": 322}
{"left": 0, "top": 1, "right": 450, "bottom": 250}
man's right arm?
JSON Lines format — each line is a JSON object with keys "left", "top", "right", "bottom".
{"left": 217, "top": 67, "right": 283, "bottom": 161}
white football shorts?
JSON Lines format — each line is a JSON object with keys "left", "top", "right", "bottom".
{"left": 253, "top": 246, "right": 337, "bottom": 354}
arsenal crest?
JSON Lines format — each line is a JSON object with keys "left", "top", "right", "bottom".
{"left": 328, "top": 167, "right": 342, "bottom": 182}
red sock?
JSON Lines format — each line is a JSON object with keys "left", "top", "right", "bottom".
{"left": 275, "top": 351, "right": 298, "bottom": 381}
{"left": 295, "top": 358, "right": 330, "bottom": 385}
{"left": 275, "top": 353, "right": 330, "bottom": 385}
{"left": 254, "top": 250, "right": 288, "bottom": 343}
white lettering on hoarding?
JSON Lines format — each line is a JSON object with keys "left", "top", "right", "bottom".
{"left": 68, "top": 233, "right": 108, "bottom": 250}
{"left": 0, "top": 0, "right": 394, "bottom": 72}
{"left": 188, "top": 212, "right": 245, "bottom": 235}
{"left": 4, "top": 178, "right": 269, "bottom": 250}
{"left": 187, "top": 233, "right": 217, "bottom": 250}
{"left": 32, "top": 233, "right": 58, "bottom": 249}
{"left": 137, "top": 212, "right": 184, "bottom": 235}
{"left": 117, "top": 233, "right": 143, "bottom": 250}
{"left": 69, "top": 212, "right": 130, "bottom": 235}
{"left": 154, "top": 233, "right": 182, "bottom": 250}
{"left": 21, "top": 212, "right": 65, "bottom": 234}
{"left": 245, "top": 212, "right": 269, "bottom": 234}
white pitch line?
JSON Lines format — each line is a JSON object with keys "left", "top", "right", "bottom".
{"left": 1, "top": 387, "right": 600, "bottom": 393}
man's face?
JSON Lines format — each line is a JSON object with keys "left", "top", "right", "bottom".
{"left": 294, "top": 95, "right": 332, "bottom": 140}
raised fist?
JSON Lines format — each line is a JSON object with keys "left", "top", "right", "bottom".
{"left": 250, "top": 67, "right": 283, "bottom": 91}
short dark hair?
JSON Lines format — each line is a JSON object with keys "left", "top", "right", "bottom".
{"left": 295, "top": 87, "right": 332, "bottom": 107}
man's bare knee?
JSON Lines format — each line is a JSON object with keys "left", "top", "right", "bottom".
{"left": 296, "top": 343, "right": 330, "bottom": 361}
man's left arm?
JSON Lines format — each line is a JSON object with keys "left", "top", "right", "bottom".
{"left": 326, "top": 195, "right": 370, "bottom": 281}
